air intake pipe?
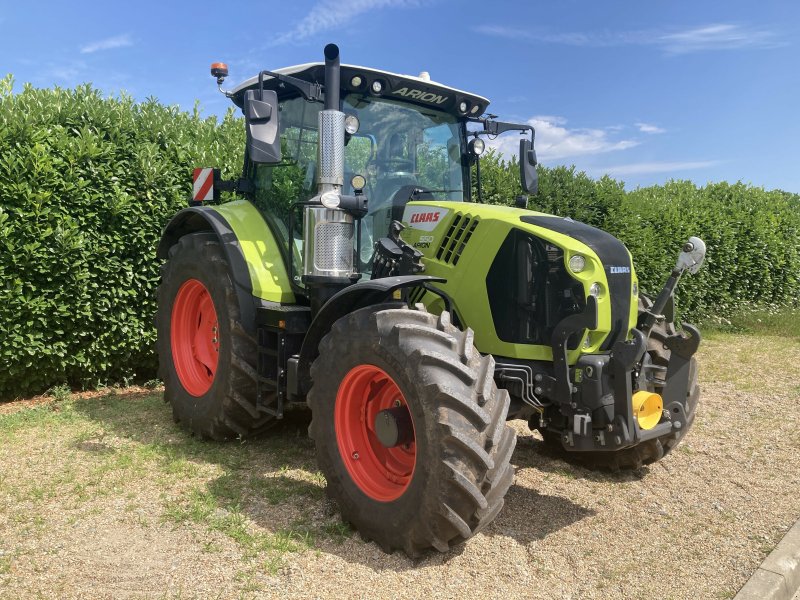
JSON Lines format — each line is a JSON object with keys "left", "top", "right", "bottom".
{"left": 303, "top": 43, "right": 356, "bottom": 314}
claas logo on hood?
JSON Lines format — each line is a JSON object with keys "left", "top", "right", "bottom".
{"left": 410, "top": 212, "right": 441, "bottom": 224}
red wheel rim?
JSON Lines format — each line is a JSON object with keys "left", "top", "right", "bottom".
{"left": 171, "top": 279, "right": 219, "bottom": 397}
{"left": 335, "top": 365, "right": 416, "bottom": 502}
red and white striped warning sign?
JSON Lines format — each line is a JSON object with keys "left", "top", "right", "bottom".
{"left": 192, "top": 168, "right": 215, "bottom": 202}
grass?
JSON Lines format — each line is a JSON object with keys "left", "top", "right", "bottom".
{"left": 700, "top": 306, "right": 800, "bottom": 340}
{"left": 694, "top": 307, "right": 800, "bottom": 391}
{"left": 0, "top": 554, "right": 12, "bottom": 575}
{"left": 0, "top": 392, "right": 351, "bottom": 587}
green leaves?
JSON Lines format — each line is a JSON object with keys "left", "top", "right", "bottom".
{"left": 0, "top": 80, "right": 243, "bottom": 399}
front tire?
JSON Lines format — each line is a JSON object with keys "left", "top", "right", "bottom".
{"left": 308, "top": 305, "right": 516, "bottom": 556}
{"left": 156, "top": 232, "right": 274, "bottom": 440}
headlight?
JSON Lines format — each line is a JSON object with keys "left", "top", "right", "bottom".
{"left": 320, "top": 191, "right": 340, "bottom": 209}
{"left": 371, "top": 80, "right": 383, "bottom": 94}
{"left": 459, "top": 100, "right": 468, "bottom": 113}
{"left": 589, "top": 282, "right": 602, "bottom": 297}
{"left": 568, "top": 254, "right": 586, "bottom": 273}
{"left": 344, "top": 114, "right": 360, "bottom": 135}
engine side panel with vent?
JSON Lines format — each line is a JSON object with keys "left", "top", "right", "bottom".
{"left": 399, "top": 201, "right": 637, "bottom": 364}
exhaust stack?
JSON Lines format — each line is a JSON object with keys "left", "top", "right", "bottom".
{"left": 303, "top": 43, "right": 355, "bottom": 314}
{"left": 316, "top": 43, "right": 345, "bottom": 194}
{"left": 323, "top": 43, "right": 341, "bottom": 111}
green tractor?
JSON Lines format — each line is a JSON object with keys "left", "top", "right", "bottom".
{"left": 156, "top": 44, "right": 705, "bottom": 555}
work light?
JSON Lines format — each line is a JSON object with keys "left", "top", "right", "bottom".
{"left": 351, "top": 174, "right": 366, "bottom": 192}
{"left": 344, "top": 114, "right": 360, "bottom": 135}
{"left": 469, "top": 138, "right": 485, "bottom": 156}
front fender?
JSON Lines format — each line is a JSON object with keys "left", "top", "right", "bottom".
{"left": 296, "top": 275, "right": 446, "bottom": 394}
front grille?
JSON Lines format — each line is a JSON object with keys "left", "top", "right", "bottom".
{"left": 486, "top": 229, "right": 585, "bottom": 347}
{"left": 520, "top": 214, "right": 632, "bottom": 350}
{"left": 436, "top": 214, "right": 479, "bottom": 265}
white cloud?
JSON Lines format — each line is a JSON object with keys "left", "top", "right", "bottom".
{"left": 270, "top": 0, "right": 423, "bottom": 46}
{"left": 80, "top": 34, "right": 133, "bottom": 54}
{"left": 48, "top": 64, "right": 85, "bottom": 81}
{"left": 636, "top": 122, "right": 666, "bottom": 134}
{"left": 485, "top": 115, "right": 639, "bottom": 162}
{"left": 658, "top": 24, "right": 780, "bottom": 54}
{"left": 36, "top": 60, "right": 88, "bottom": 82}
{"left": 531, "top": 114, "right": 567, "bottom": 126}
{"left": 474, "top": 23, "right": 783, "bottom": 55}
{"left": 590, "top": 160, "right": 720, "bottom": 177}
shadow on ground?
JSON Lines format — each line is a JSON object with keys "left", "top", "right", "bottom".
{"left": 513, "top": 431, "right": 653, "bottom": 482}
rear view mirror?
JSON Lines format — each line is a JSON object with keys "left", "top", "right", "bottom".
{"left": 244, "top": 89, "right": 281, "bottom": 164}
{"left": 519, "top": 138, "right": 538, "bottom": 195}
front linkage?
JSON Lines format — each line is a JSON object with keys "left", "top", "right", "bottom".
{"left": 540, "top": 237, "right": 706, "bottom": 453}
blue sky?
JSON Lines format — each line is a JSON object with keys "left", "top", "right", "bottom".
{"left": 2, "top": 0, "right": 798, "bottom": 191}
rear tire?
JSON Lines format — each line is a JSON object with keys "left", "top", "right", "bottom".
{"left": 539, "top": 296, "right": 700, "bottom": 470}
{"left": 156, "top": 232, "right": 274, "bottom": 440}
{"left": 308, "top": 304, "right": 516, "bottom": 556}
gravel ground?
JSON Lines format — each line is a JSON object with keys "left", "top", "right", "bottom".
{"left": 1, "top": 332, "right": 798, "bottom": 599}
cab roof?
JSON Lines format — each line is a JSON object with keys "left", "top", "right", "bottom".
{"left": 229, "top": 62, "right": 491, "bottom": 118}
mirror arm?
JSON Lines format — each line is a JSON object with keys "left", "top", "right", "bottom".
{"left": 466, "top": 117, "right": 534, "bottom": 142}
{"left": 258, "top": 70, "right": 323, "bottom": 103}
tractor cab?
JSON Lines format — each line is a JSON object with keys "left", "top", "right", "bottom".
{"left": 223, "top": 57, "right": 536, "bottom": 286}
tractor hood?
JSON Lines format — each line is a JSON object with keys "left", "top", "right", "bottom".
{"left": 228, "top": 63, "right": 490, "bottom": 119}
{"left": 397, "top": 201, "right": 639, "bottom": 362}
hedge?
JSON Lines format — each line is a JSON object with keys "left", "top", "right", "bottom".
{"left": 1, "top": 78, "right": 798, "bottom": 398}
{"left": 0, "top": 77, "right": 243, "bottom": 398}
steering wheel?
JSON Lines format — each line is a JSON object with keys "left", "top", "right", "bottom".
{"left": 367, "top": 158, "right": 416, "bottom": 178}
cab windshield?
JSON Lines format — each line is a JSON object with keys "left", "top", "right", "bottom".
{"left": 344, "top": 93, "right": 466, "bottom": 264}
{"left": 250, "top": 92, "right": 466, "bottom": 278}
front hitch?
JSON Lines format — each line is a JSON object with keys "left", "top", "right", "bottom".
{"left": 550, "top": 295, "right": 598, "bottom": 407}
{"left": 639, "top": 236, "right": 706, "bottom": 336}
{"left": 659, "top": 323, "right": 701, "bottom": 430}
{"left": 545, "top": 236, "right": 706, "bottom": 452}
{"left": 636, "top": 236, "right": 706, "bottom": 437}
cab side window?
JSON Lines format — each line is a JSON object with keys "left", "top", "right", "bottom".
{"left": 250, "top": 96, "right": 321, "bottom": 231}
